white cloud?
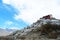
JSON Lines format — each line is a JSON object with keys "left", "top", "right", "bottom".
{"left": 3, "top": 0, "right": 60, "bottom": 24}
{"left": 4, "top": 21, "right": 13, "bottom": 25}
{"left": 0, "top": 21, "right": 13, "bottom": 29}
{"left": 9, "top": 27, "right": 20, "bottom": 30}
{"left": 3, "top": 21, "right": 20, "bottom": 29}
{"left": 3, "top": 0, "right": 11, "bottom": 4}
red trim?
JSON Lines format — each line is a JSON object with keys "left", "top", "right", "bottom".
{"left": 43, "top": 15, "right": 51, "bottom": 19}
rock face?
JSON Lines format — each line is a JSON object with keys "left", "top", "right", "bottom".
{"left": 1, "top": 15, "right": 60, "bottom": 40}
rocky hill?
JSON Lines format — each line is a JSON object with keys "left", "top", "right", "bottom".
{"left": 1, "top": 15, "right": 60, "bottom": 40}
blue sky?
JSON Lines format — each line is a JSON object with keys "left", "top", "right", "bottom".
{"left": 0, "top": 0, "right": 29, "bottom": 29}
{"left": 0, "top": 0, "right": 60, "bottom": 29}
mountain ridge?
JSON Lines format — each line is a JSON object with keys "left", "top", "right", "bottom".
{"left": 1, "top": 15, "right": 60, "bottom": 40}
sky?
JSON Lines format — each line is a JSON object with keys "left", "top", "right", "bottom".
{"left": 0, "top": 0, "right": 60, "bottom": 29}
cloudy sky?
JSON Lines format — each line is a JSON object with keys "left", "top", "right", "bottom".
{"left": 0, "top": 0, "right": 60, "bottom": 29}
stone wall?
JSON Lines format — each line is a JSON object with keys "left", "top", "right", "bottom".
{"left": 0, "top": 36, "right": 14, "bottom": 40}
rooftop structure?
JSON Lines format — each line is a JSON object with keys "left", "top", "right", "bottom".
{"left": 42, "top": 14, "right": 52, "bottom": 19}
